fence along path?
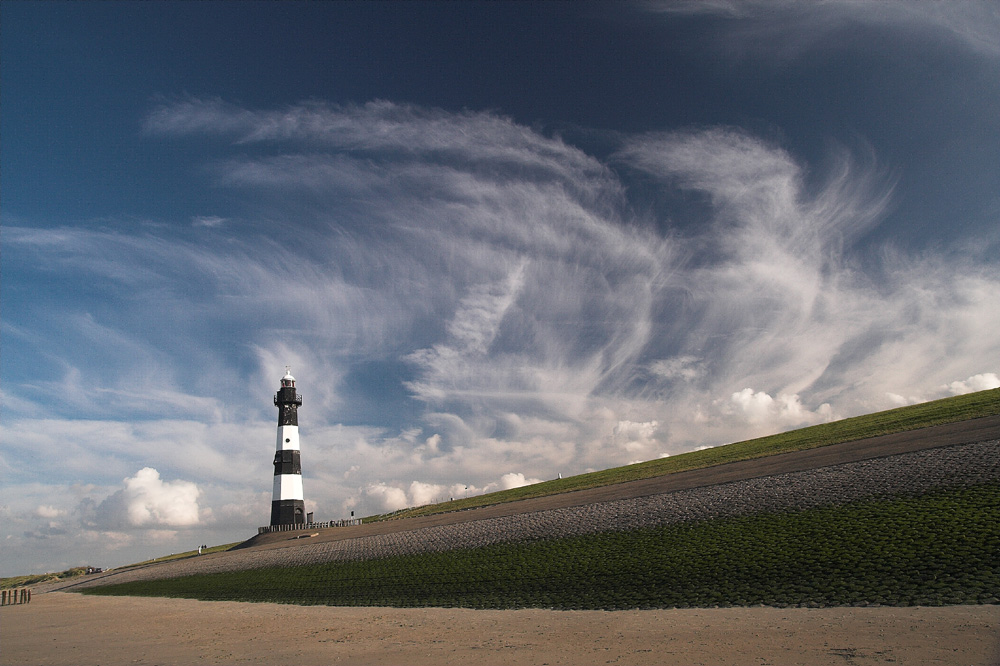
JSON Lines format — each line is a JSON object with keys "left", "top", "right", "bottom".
{"left": 1, "top": 588, "right": 31, "bottom": 605}
{"left": 257, "top": 518, "right": 362, "bottom": 534}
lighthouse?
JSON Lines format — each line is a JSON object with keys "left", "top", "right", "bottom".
{"left": 271, "top": 367, "right": 305, "bottom": 526}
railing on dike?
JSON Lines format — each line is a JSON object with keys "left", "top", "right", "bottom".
{"left": 257, "top": 518, "right": 362, "bottom": 534}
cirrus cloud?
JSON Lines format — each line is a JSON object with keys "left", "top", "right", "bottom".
{"left": 4, "top": 97, "right": 999, "bottom": 574}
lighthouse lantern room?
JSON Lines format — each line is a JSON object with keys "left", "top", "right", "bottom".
{"left": 271, "top": 367, "right": 306, "bottom": 526}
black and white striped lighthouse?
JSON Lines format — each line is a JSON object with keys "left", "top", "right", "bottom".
{"left": 271, "top": 367, "right": 305, "bottom": 526}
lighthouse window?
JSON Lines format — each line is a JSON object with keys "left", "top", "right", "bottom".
{"left": 285, "top": 438, "right": 290, "bottom": 443}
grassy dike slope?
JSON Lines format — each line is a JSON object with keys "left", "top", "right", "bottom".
{"left": 371, "top": 388, "right": 1000, "bottom": 521}
{"left": 83, "top": 389, "right": 1000, "bottom": 609}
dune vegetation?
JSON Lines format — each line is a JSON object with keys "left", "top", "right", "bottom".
{"left": 1, "top": 543, "right": 242, "bottom": 589}
{"left": 1, "top": 567, "right": 91, "bottom": 590}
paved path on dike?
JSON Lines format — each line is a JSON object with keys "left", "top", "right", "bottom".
{"left": 245, "top": 414, "right": 1000, "bottom": 549}
{"left": 39, "top": 415, "right": 1000, "bottom": 592}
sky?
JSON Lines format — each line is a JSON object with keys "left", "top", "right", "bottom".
{"left": 2, "top": 1, "right": 999, "bottom": 577}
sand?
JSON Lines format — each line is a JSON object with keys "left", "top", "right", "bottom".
{"left": 2, "top": 593, "right": 997, "bottom": 665}
{"left": 6, "top": 422, "right": 999, "bottom": 664}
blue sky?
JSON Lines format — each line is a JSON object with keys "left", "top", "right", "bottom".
{"left": 2, "top": 1, "right": 999, "bottom": 576}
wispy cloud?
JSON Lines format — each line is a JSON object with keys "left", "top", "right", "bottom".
{"left": 616, "top": 127, "right": 999, "bottom": 423}
{"left": 4, "top": 98, "right": 998, "bottom": 571}
{"left": 643, "top": 0, "right": 1000, "bottom": 59}
{"left": 146, "top": 99, "right": 611, "bottom": 185}
{"left": 192, "top": 215, "right": 227, "bottom": 228}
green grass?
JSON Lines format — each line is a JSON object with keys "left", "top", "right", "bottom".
{"left": 122, "top": 542, "right": 241, "bottom": 568}
{"left": 82, "top": 482, "right": 1000, "bottom": 609}
{"left": 1, "top": 567, "right": 89, "bottom": 590}
{"left": 1, "top": 543, "right": 241, "bottom": 586}
{"left": 369, "top": 388, "right": 1000, "bottom": 521}
{"left": 76, "top": 390, "right": 1000, "bottom": 609}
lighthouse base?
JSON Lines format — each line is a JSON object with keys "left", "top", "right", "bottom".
{"left": 270, "top": 499, "right": 306, "bottom": 526}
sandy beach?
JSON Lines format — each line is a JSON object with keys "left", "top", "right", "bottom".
{"left": 2, "top": 593, "right": 997, "bottom": 665}
{"left": 5, "top": 424, "right": 999, "bottom": 664}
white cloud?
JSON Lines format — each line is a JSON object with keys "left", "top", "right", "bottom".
{"left": 192, "top": 215, "right": 227, "bottom": 228}
{"left": 35, "top": 505, "right": 65, "bottom": 519}
{"left": 946, "top": 373, "right": 1000, "bottom": 396}
{"left": 728, "top": 389, "right": 833, "bottom": 429}
{"left": 4, "top": 99, "right": 1000, "bottom": 575}
{"left": 408, "top": 480, "right": 446, "bottom": 507}
{"left": 644, "top": 0, "right": 1000, "bottom": 59}
{"left": 366, "top": 482, "right": 409, "bottom": 513}
{"left": 74, "top": 468, "right": 201, "bottom": 531}
{"left": 616, "top": 127, "right": 1000, "bottom": 424}
{"left": 116, "top": 468, "right": 201, "bottom": 527}
{"left": 122, "top": 468, "right": 199, "bottom": 527}
{"left": 498, "top": 472, "right": 542, "bottom": 490}
{"left": 145, "top": 99, "right": 610, "bottom": 186}
{"left": 0, "top": 417, "right": 265, "bottom": 487}
{"left": 612, "top": 420, "right": 660, "bottom": 453}
{"left": 886, "top": 393, "right": 921, "bottom": 407}
{"left": 650, "top": 356, "right": 704, "bottom": 383}
{"left": 361, "top": 470, "right": 544, "bottom": 513}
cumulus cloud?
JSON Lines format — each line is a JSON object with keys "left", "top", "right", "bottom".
{"left": 612, "top": 420, "right": 661, "bottom": 453}
{"left": 408, "top": 480, "right": 446, "bottom": 507}
{"left": 946, "top": 373, "right": 1000, "bottom": 396}
{"left": 35, "top": 505, "right": 66, "bottom": 519}
{"left": 727, "top": 389, "right": 833, "bottom": 429}
{"left": 362, "top": 470, "right": 543, "bottom": 512}
{"left": 367, "top": 479, "right": 466, "bottom": 511}
{"left": 365, "top": 482, "right": 409, "bottom": 513}
{"left": 86, "top": 468, "right": 201, "bottom": 529}
{"left": 122, "top": 468, "right": 200, "bottom": 526}
{"left": 498, "top": 472, "right": 543, "bottom": 490}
